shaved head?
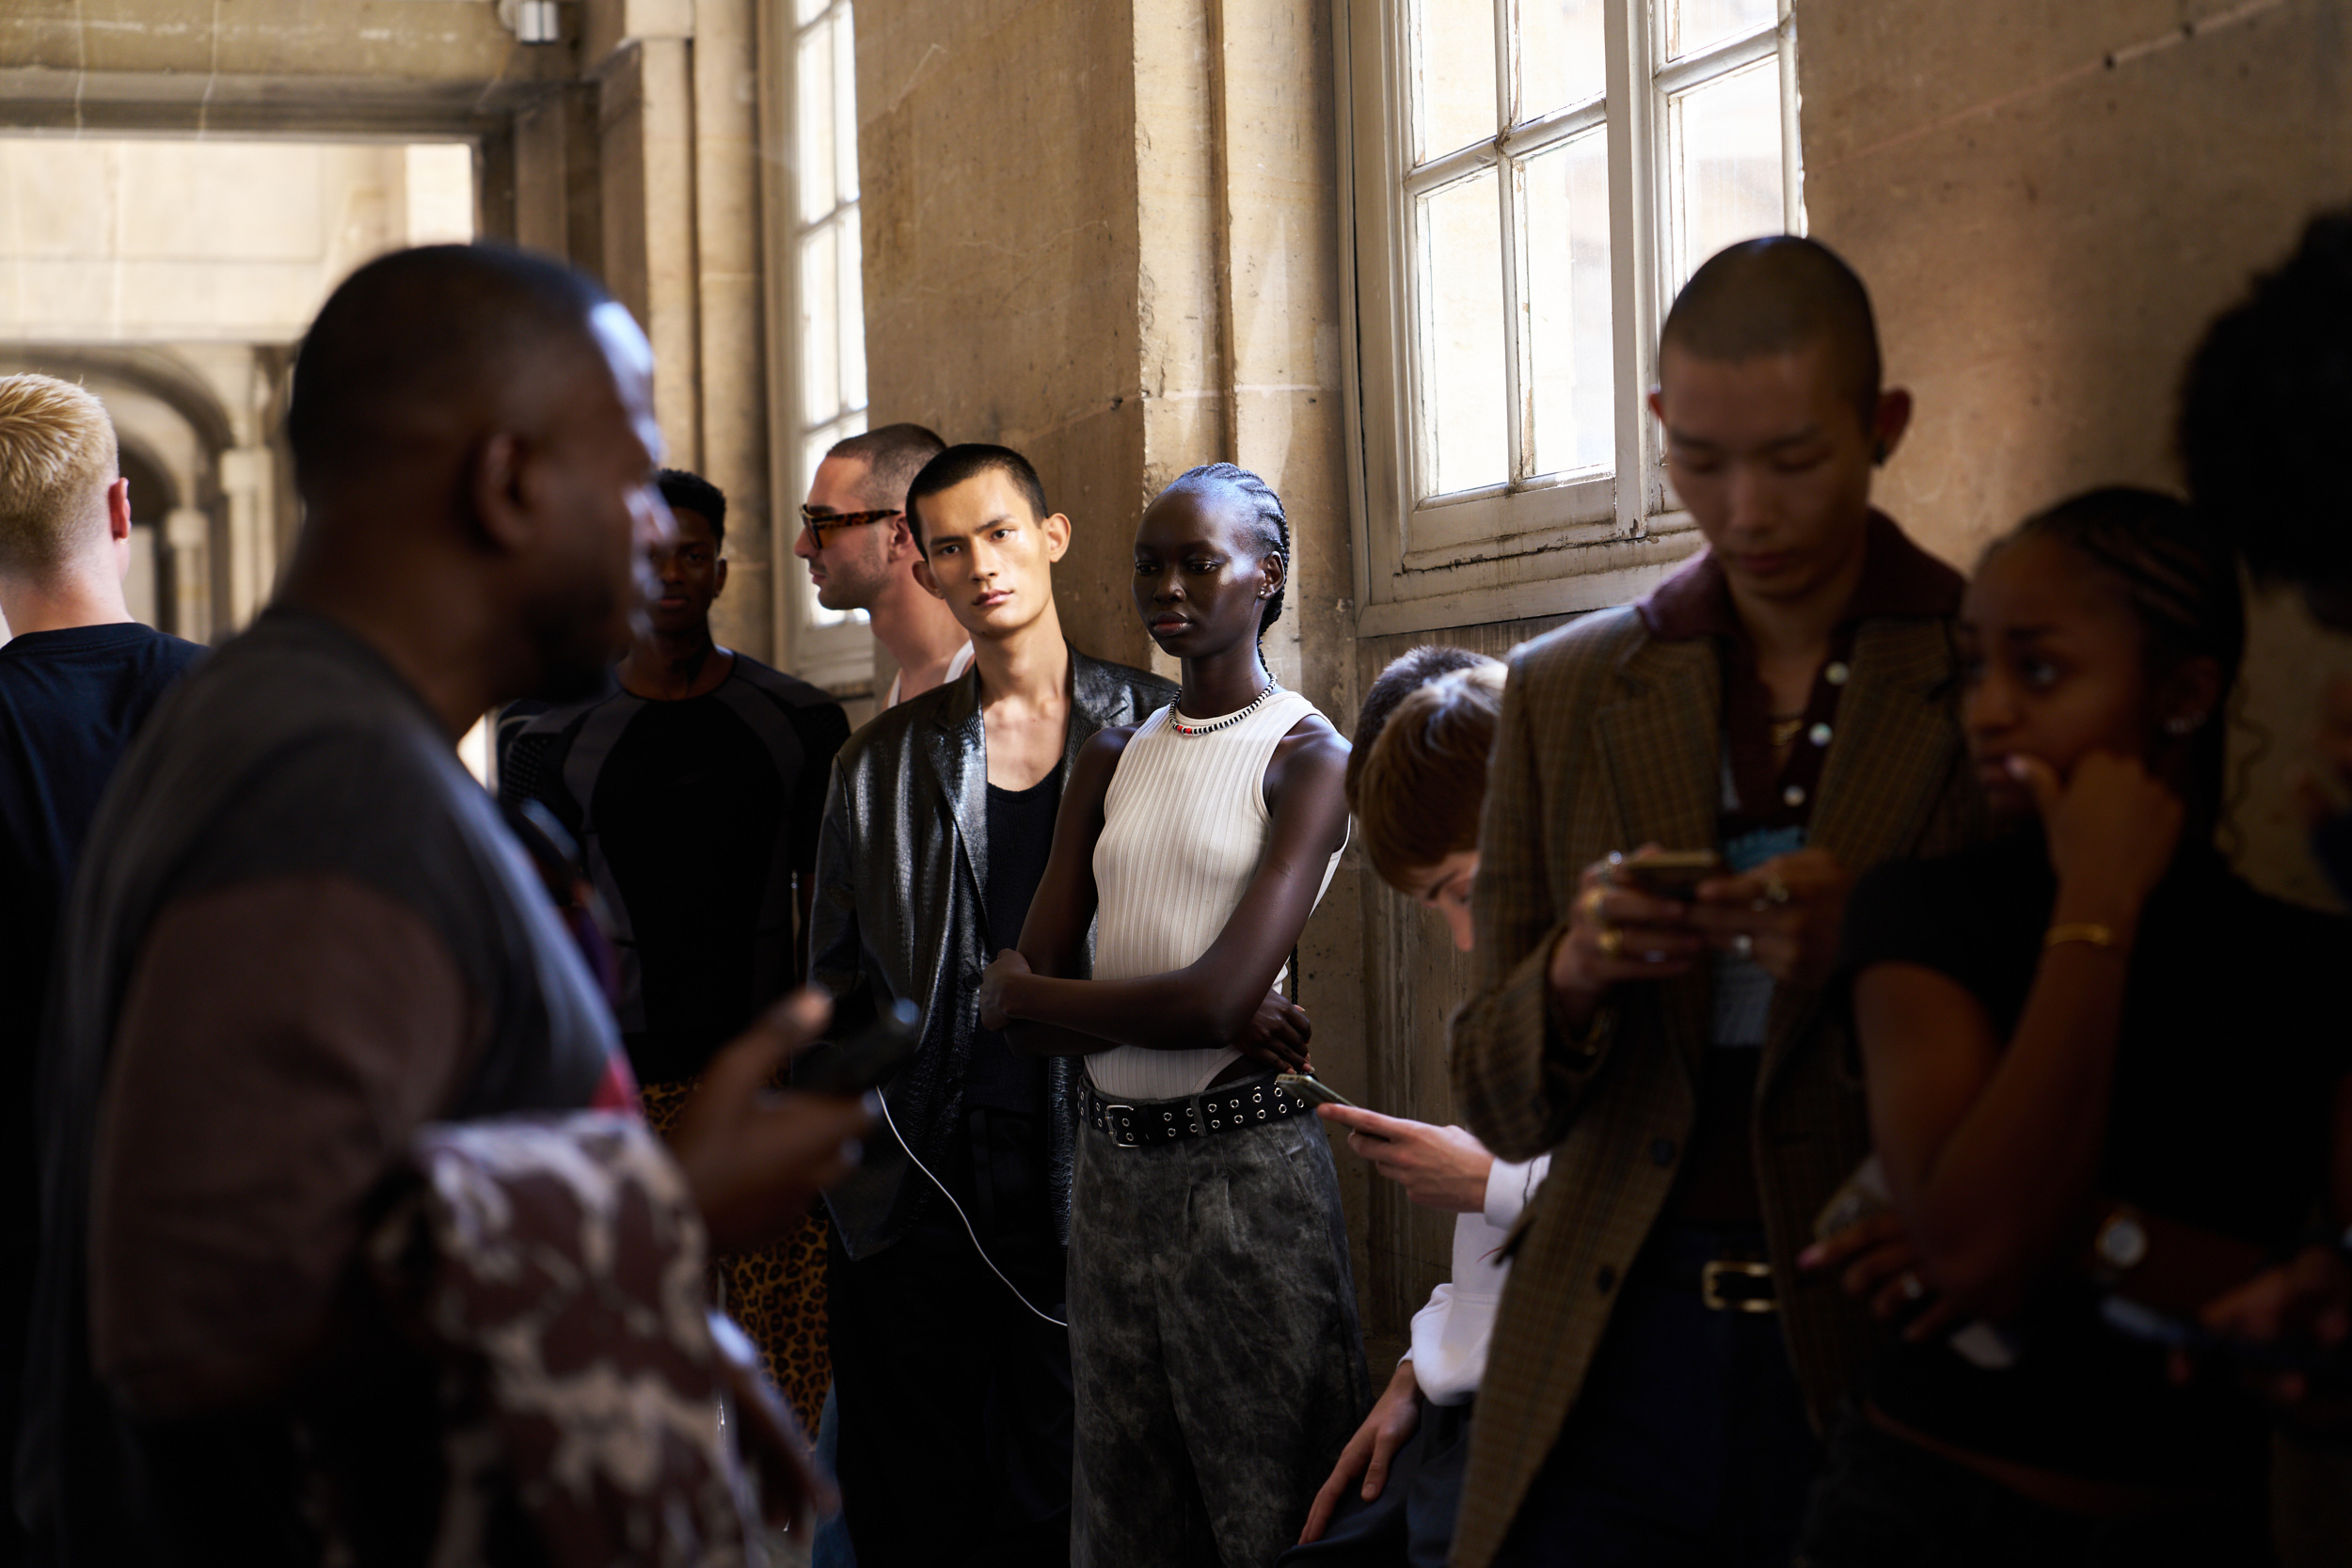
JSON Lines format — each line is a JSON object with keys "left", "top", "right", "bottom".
{"left": 287, "top": 244, "right": 612, "bottom": 499}
{"left": 1661, "top": 236, "right": 1882, "bottom": 428}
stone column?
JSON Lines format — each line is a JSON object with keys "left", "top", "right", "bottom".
{"left": 215, "top": 445, "right": 274, "bottom": 632}
{"left": 691, "top": 0, "right": 773, "bottom": 662}
{"left": 164, "top": 506, "right": 212, "bottom": 644}
{"left": 584, "top": 0, "right": 774, "bottom": 663}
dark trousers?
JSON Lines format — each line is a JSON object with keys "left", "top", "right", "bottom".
{"left": 1494, "top": 1223, "right": 1823, "bottom": 1568}
{"left": 827, "top": 1107, "right": 1073, "bottom": 1567}
{"left": 1797, "top": 1408, "right": 2275, "bottom": 1568}
{"left": 1277, "top": 1395, "right": 1473, "bottom": 1568}
{"left": 1068, "top": 1109, "right": 1370, "bottom": 1568}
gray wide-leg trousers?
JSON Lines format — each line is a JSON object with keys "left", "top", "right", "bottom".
{"left": 1069, "top": 1110, "right": 1371, "bottom": 1568}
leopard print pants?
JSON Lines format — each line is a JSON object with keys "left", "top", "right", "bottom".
{"left": 639, "top": 1076, "right": 832, "bottom": 1435}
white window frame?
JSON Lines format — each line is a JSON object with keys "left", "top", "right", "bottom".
{"left": 761, "top": 0, "right": 876, "bottom": 693}
{"left": 1337, "top": 0, "right": 1804, "bottom": 636}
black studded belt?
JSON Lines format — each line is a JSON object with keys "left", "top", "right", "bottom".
{"left": 1079, "top": 1072, "right": 1311, "bottom": 1148}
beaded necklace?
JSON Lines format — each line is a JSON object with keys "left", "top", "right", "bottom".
{"left": 1168, "top": 677, "right": 1279, "bottom": 736}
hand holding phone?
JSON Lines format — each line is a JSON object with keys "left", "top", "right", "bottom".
{"left": 1612, "top": 848, "right": 1726, "bottom": 902}
{"left": 793, "top": 998, "right": 923, "bottom": 1098}
{"left": 1313, "top": 1101, "right": 1497, "bottom": 1214}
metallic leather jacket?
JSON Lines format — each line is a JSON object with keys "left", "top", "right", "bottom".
{"left": 807, "top": 648, "right": 1178, "bottom": 1259}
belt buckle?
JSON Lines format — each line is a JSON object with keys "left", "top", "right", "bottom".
{"left": 1103, "top": 1102, "right": 1140, "bottom": 1148}
{"left": 1700, "top": 1259, "right": 1776, "bottom": 1314}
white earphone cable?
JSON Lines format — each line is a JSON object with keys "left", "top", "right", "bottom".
{"left": 874, "top": 1094, "right": 1068, "bottom": 1329}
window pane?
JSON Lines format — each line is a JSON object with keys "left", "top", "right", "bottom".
{"left": 1669, "top": 59, "right": 1785, "bottom": 293}
{"left": 1667, "top": 0, "right": 1777, "bottom": 59}
{"left": 801, "top": 224, "right": 841, "bottom": 423}
{"left": 834, "top": 6, "right": 860, "bottom": 204}
{"left": 1415, "top": 166, "right": 1507, "bottom": 498}
{"left": 797, "top": 15, "right": 837, "bottom": 223}
{"left": 837, "top": 207, "right": 866, "bottom": 412}
{"left": 795, "top": 0, "right": 829, "bottom": 25}
{"left": 1523, "top": 129, "right": 1613, "bottom": 479}
{"left": 1411, "top": 0, "right": 1497, "bottom": 165}
{"left": 1519, "top": 0, "right": 1605, "bottom": 119}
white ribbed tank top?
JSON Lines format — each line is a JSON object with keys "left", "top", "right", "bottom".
{"left": 1086, "top": 686, "right": 1343, "bottom": 1100}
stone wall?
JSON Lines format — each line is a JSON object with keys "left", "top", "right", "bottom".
{"left": 1800, "top": 0, "right": 2352, "bottom": 908}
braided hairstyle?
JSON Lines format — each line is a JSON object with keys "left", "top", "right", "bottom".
{"left": 1986, "top": 485, "right": 2245, "bottom": 814}
{"left": 1168, "top": 462, "right": 1290, "bottom": 640}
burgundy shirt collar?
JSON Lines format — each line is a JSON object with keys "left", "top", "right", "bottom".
{"left": 1636, "top": 510, "right": 1962, "bottom": 642}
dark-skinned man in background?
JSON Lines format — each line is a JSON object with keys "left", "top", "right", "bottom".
{"left": 502, "top": 466, "right": 850, "bottom": 1431}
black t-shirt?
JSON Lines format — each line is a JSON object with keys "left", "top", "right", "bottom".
{"left": 0, "top": 624, "right": 205, "bottom": 1043}
{"left": 502, "top": 658, "right": 850, "bottom": 1085}
{"left": 1840, "top": 829, "right": 2352, "bottom": 1485}
{"left": 0, "top": 622, "right": 200, "bottom": 1561}
{"left": 964, "top": 772, "right": 1060, "bottom": 1115}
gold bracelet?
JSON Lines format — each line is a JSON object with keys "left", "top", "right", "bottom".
{"left": 2043, "top": 921, "right": 2122, "bottom": 952}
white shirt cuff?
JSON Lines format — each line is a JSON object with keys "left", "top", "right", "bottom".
{"left": 1483, "top": 1153, "right": 1550, "bottom": 1232}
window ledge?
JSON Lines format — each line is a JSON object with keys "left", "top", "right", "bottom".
{"left": 1357, "top": 515, "right": 1704, "bottom": 637}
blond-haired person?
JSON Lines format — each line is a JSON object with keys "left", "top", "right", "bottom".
{"left": 0, "top": 372, "right": 202, "bottom": 1565}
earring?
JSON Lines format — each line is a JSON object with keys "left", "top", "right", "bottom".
{"left": 2166, "top": 713, "right": 2201, "bottom": 736}
{"left": 1873, "top": 441, "right": 1890, "bottom": 465}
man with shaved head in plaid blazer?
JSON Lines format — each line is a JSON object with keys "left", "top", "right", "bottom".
{"left": 1448, "top": 238, "right": 1985, "bottom": 1568}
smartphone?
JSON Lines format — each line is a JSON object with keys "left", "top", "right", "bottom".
{"left": 793, "top": 998, "right": 922, "bottom": 1097}
{"left": 1614, "top": 849, "right": 1725, "bottom": 902}
{"left": 1811, "top": 1154, "right": 1895, "bottom": 1243}
{"left": 2099, "top": 1294, "right": 2351, "bottom": 1384}
{"left": 1277, "top": 1071, "right": 1361, "bottom": 1112}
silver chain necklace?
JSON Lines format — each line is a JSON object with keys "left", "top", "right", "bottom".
{"left": 1168, "top": 677, "right": 1280, "bottom": 736}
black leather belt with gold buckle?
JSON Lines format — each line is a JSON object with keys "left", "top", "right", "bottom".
{"left": 1699, "top": 1259, "right": 1778, "bottom": 1313}
{"left": 1079, "top": 1074, "right": 1310, "bottom": 1148}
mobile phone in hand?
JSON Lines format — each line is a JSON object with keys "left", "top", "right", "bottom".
{"left": 793, "top": 998, "right": 922, "bottom": 1097}
{"left": 1614, "top": 849, "right": 1725, "bottom": 902}
{"left": 1278, "top": 1071, "right": 1361, "bottom": 1112}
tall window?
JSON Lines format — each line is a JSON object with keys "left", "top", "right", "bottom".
{"left": 775, "top": 0, "right": 872, "bottom": 687}
{"left": 1342, "top": 0, "right": 1803, "bottom": 632}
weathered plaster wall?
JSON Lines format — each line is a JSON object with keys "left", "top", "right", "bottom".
{"left": 1800, "top": 0, "right": 2352, "bottom": 910}
{"left": 858, "top": 0, "right": 1151, "bottom": 666}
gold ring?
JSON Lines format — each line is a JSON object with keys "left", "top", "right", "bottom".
{"left": 1579, "top": 884, "right": 1610, "bottom": 924}
{"left": 1596, "top": 926, "right": 1624, "bottom": 960}
{"left": 1758, "top": 872, "right": 1792, "bottom": 908}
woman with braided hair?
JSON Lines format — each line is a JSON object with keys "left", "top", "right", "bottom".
{"left": 1799, "top": 488, "right": 2352, "bottom": 1564}
{"left": 978, "top": 463, "right": 1368, "bottom": 1566}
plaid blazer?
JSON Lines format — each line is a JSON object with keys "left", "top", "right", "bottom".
{"left": 1446, "top": 598, "right": 1983, "bottom": 1568}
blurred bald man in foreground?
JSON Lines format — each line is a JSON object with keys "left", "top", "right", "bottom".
{"left": 17, "top": 245, "right": 870, "bottom": 1566}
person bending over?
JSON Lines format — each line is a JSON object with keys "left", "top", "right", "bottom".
{"left": 1800, "top": 488, "right": 2352, "bottom": 1565}
{"left": 979, "top": 463, "right": 1365, "bottom": 1567}
{"left": 1283, "top": 649, "right": 1549, "bottom": 1568}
